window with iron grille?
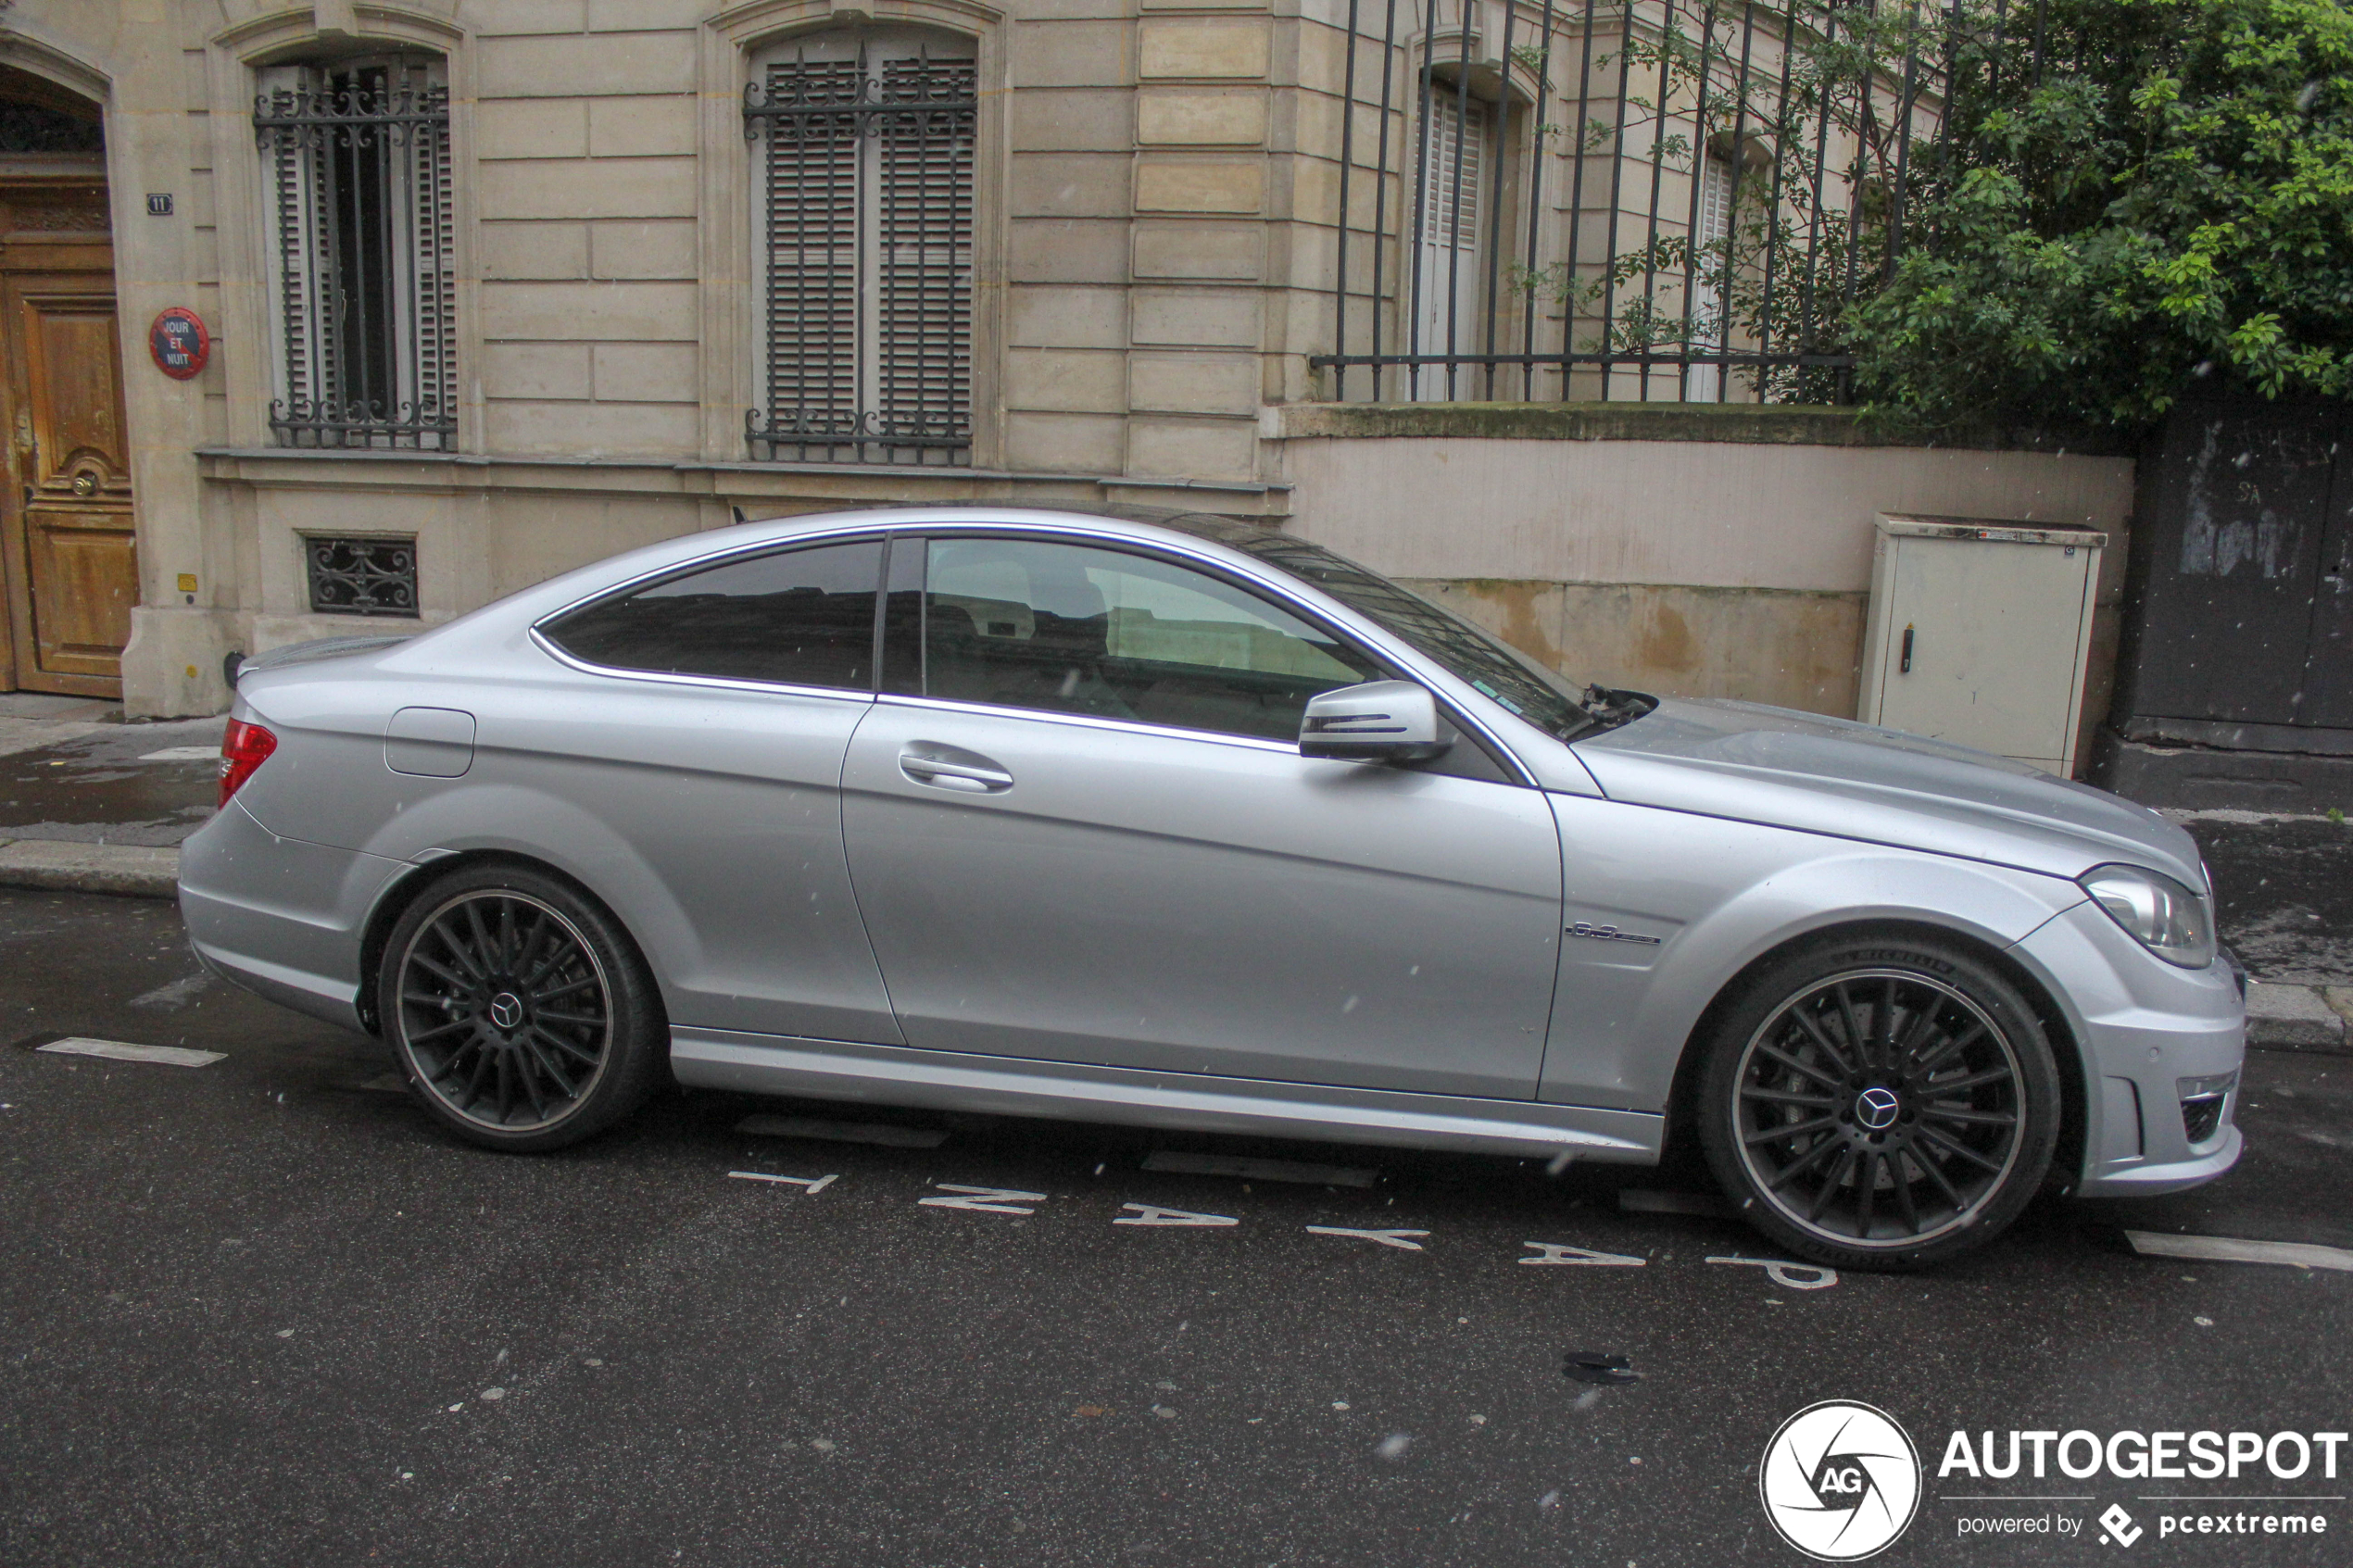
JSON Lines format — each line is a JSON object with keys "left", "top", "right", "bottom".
{"left": 306, "top": 535, "right": 419, "bottom": 617}
{"left": 254, "top": 56, "right": 454, "bottom": 450}
{"left": 744, "top": 30, "right": 975, "bottom": 466}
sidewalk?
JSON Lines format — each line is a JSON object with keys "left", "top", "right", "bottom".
{"left": 0, "top": 694, "right": 219, "bottom": 898}
{"left": 2169, "top": 807, "right": 2353, "bottom": 1052}
{"left": 1, "top": 696, "right": 2347, "bottom": 1047}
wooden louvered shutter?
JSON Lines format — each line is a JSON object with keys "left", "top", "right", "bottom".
{"left": 749, "top": 35, "right": 975, "bottom": 465}
{"left": 759, "top": 56, "right": 864, "bottom": 442}
{"left": 874, "top": 54, "right": 975, "bottom": 455}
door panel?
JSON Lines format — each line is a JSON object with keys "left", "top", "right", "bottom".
{"left": 1, "top": 265, "right": 136, "bottom": 696}
{"left": 840, "top": 701, "right": 1565, "bottom": 1098}
{"left": 23, "top": 509, "right": 133, "bottom": 677}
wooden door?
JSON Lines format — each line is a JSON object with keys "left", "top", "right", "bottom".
{"left": 0, "top": 181, "right": 134, "bottom": 698}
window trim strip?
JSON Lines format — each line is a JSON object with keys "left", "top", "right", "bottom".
{"left": 526, "top": 516, "right": 1540, "bottom": 786}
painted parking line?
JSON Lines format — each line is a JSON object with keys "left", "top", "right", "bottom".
{"left": 736, "top": 1113, "right": 948, "bottom": 1148}
{"left": 2125, "top": 1230, "right": 2353, "bottom": 1273}
{"left": 1142, "top": 1151, "right": 1378, "bottom": 1187}
{"left": 727, "top": 1171, "right": 839, "bottom": 1192}
{"left": 36, "top": 1037, "right": 224, "bottom": 1068}
{"left": 1619, "top": 1188, "right": 1736, "bottom": 1218}
{"left": 138, "top": 746, "right": 220, "bottom": 762}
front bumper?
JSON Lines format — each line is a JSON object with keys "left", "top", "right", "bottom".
{"left": 2007, "top": 900, "right": 2246, "bottom": 1198}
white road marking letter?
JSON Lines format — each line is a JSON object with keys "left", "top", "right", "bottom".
{"left": 920, "top": 1184, "right": 1046, "bottom": 1214}
{"left": 1114, "top": 1203, "right": 1238, "bottom": 1227}
{"left": 727, "top": 1171, "right": 839, "bottom": 1192}
{"left": 1705, "top": 1254, "right": 1838, "bottom": 1289}
{"left": 1306, "top": 1226, "right": 1428, "bottom": 1250}
{"left": 1519, "top": 1241, "right": 1646, "bottom": 1267}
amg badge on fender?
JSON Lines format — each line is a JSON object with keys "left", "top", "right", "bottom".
{"left": 1567, "top": 922, "right": 1663, "bottom": 946}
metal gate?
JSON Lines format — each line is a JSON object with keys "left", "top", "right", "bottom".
{"left": 2108, "top": 398, "right": 2353, "bottom": 756}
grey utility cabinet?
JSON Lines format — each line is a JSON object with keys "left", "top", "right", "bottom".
{"left": 1856, "top": 515, "right": 2106, "bottom": 776}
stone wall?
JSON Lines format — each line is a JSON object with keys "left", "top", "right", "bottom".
{"left": 1270, "top": 404, "right": 2138, "bottom": 774}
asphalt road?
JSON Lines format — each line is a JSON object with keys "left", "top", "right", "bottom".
{"left": 4, "top": 886, "right": 2352, "bottom": 1568}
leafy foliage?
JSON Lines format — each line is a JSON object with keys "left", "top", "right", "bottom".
{"left": 1504, "top": 0, "right": 2353, "bottom": 433}
{"left": 1854, "top": 0, "right": 2353, "bottom": 435}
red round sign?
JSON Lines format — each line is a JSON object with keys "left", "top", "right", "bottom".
{"left": 149, "top": 307, "right": 209, "bottom": 380}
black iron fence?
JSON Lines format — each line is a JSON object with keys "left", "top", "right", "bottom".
{"left": 1312, "top": 0, "right": 2050, "bottom": 405}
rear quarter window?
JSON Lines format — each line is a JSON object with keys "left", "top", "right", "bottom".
{"left": 543, "top": 538, "right": 883, "bottom": 690}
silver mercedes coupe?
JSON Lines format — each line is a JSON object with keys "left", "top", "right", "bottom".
{"left": 180, "top": 506, "right": 2245, "bottom": 1269}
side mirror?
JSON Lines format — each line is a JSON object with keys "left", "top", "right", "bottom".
{"left": 1299, "top": 680, "right": 1456, "bottom": 762}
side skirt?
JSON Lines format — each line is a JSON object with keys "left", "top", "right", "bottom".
{"left": 671, "top": 1026, "right": 1664, "bottom": 1163}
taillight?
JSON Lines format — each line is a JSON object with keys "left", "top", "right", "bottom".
{"left": 219, "top": 719, "right": 278, "bottom": 808}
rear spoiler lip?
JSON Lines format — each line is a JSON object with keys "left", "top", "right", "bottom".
{"left": 232, "top": 633, "right": 415, "bottom": 686}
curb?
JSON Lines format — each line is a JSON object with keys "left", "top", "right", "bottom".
{"left": 2246, "top": 979, "right": 2351, "bottom": 1056}
{"left": 0, "top": 839, "right": 180, "bottom": 900}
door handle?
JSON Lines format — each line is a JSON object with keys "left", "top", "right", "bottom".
{"left": 899, "top": 748, "right": 1013, "bottom": 794}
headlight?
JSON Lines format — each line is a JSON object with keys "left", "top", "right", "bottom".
{"left": 2079, "top": 863, "right": 2216, "bottom": 969}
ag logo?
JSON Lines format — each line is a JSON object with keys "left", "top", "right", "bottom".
{"left": 1759, "top": 1400, "right": 1922, "bottom": 1561}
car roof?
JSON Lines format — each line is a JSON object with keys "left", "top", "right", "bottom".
{"left": 741, "top": 501, "right": 1287, "bottom": 553}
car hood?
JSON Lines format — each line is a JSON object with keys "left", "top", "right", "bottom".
{"left": 1569, "top": 697, "right": 2206, "bottom": 889}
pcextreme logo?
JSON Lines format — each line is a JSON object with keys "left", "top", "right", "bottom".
{"left": 1760, "top": 1400, "right": 1925, "bottom": 1561}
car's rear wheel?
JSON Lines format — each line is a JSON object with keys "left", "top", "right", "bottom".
{"left": 379, "top": 863, "right": 665, "bottom": 1151}
{"left": 1696, "top": 934, "right": 2060, "bottom": 1271}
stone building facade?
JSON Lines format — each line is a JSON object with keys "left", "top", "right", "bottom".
{"left": 0, "top": 0, "right": 2133, "bottom": 765}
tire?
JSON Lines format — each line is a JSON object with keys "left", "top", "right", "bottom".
{"left": 377, "top": 862, "right": 667, "bottom": 1152}
{"left": 1694, "top": 933, "right": 2060, "bottom": 1272}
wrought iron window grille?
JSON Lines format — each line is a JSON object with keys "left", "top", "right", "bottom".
{"left": 1314, "top": 0, "right": 1978, "bottom": 407}
{"left": 306, "top": 535, "right": 419, "bottom": 618}
{"left": 745, "top": 42, "right": 975, "bottom": 466}
{"left": 255, "top": 59, "right": 455, "bottom": 450}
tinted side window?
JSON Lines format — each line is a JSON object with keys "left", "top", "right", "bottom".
{"left": 924, "top": 537, "right": 1381, "bottom": 740}
{"left": 546, "top": 539, "right": 882, "bottom": 690}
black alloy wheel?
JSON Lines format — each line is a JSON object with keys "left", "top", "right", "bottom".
{"left": 380, "top": 864, "right": 664, "bottom": 1150}
{"left": 1698, "top": 937, "right": 2059, "bottom": 1271}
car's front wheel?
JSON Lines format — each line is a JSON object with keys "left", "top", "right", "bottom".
{"left": 1695, "top": 934, "right": 2060, "bottom": 1271}
{"left": 378, "top": 863, "right": 666, "bottom": 1151}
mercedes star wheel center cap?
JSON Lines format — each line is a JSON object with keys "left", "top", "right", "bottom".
{"left": 488, "top": 993, "right": 524, "bottom": 1031}
{"left": 1856, "top": 1085, "right": 1902, "bottom": 1130}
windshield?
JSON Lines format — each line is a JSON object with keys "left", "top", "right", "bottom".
{"left": 1234, "top": 535, "right": 1599, "bottom": 742}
